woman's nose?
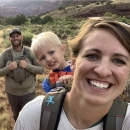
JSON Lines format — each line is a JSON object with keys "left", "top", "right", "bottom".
{"left": 94, "top": 60, "right": 112, "bottom": 77}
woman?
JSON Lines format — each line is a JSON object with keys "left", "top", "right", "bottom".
{"left": 14, "top": 17, "right": 130, "bottom": 130}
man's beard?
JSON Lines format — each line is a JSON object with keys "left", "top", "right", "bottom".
{"left": 12, "top": 41, "right": 22, "bottom": 47}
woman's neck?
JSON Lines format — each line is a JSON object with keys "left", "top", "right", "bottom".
{"left": 63, "top": 91, "right": 113, "bottom": 129}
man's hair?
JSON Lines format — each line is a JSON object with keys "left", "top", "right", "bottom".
{"left": 31, "top": 31, "right": 62, "bottom": 57}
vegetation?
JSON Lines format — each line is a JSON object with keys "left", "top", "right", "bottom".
{"left": 4, "top": 14, "right": 27, "bottom": 25}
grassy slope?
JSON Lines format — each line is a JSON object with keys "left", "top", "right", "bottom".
{"left": 41, "top": 1, "right": 130, "bottom": 20}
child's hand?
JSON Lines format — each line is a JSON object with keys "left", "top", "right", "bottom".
{"left": 58, "top": 75, "right": 73, "bottom": 85}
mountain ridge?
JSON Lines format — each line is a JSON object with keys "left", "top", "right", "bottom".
{"left": 0, "top": 0, "right": 96, "bottom": 17}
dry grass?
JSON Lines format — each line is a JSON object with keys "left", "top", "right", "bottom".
{"left": 0, "top": 77, "right": 15, "bottom": 130}
{"left": 0, "top": 75, "right": 48, "bottom": 129}
{"left": 0, "top": 30, "right": 4, "bottom": 44}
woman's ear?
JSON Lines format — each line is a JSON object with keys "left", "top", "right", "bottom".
{"left": 71, "top": 58, "right": 76, "bottom": 71}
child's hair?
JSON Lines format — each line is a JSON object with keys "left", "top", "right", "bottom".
{"left": 31, "top": 31, "right": 62, "bottom": 56}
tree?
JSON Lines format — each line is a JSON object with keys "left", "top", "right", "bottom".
{"left": 58, "top": 6, "right": 65, "bottom": 10}
{"left": 5, "top": 14, "right": 27, "bottom": 25}
{"left": 41, "top": 15, "right": 53, "bottom": 24}
{"left": 31, "top": 16, "right": 42, "bottom": 24}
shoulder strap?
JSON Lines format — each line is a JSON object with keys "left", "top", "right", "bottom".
{"left": 23, "top": 46, "right": 33, "bottom": 63}
{"left": 40, "top": 87, "right": 68, "bottom": 130}
{"left": 49, "top": 71, "right": 73, "bottom": 84}
{"left": 47, "top": 76, "right": 57, "bottom": 89}
{"left": 103, "top": 98, "right": 128, "bottom": 130}
{"left": 47, "top": 70, "right": 74, "bottom": 88}
{"left": 49, "top": 71, "right": 59, "bottom": 84}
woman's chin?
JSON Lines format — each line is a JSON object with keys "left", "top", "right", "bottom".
{"left": 84, "top": 96, "right": 112, "bottom": 106}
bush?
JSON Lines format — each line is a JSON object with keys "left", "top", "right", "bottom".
{"left": 22, "top": 32, "right": 33, "bottom": 47}
{"left": 31, "top": 27, "right": 43, "bottom": 35}
{"left": 41, "top": 15, "right": 53, "bottom": 24}
{"left": 64, "top": 29, "right": 71, "bottom": 35}
{"left": 61, "top": 33, "right": 67, "bottom": 39}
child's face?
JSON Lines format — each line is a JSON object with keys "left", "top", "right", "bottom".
{"left": 36, "top": 42, "right": 66, "bottom": 70}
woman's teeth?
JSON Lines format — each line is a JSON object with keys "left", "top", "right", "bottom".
{"left": 89, "top": 80, "right": 109, "bottom": 89}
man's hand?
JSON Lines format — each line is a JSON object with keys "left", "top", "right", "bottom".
{"left": 8, "top": 61, "right": 18, "bottom": 70}
{"left": 19, "top": 60, "right": 28, "bottom": 68}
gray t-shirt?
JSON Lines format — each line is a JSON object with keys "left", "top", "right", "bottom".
{"left": 13, "top": 96, "right": 130, "bottom": 130}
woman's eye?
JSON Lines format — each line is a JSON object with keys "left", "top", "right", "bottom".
{"left": 85, "top": 54, "right": 98, "bottom": 60}
{"left": 49, "top": 51, "right": 54, "bottom": 55}
{"left": 113, "top": 59, "right": 126, "bottom": 65}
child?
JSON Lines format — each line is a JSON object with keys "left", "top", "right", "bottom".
{"left": 31, "top": 31, "right": 73, "bottom": 93}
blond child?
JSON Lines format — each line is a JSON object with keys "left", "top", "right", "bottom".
{"left": 31, "top": 31, "right": 73, "bottom": 93}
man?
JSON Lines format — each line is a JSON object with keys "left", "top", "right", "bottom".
{"left": 0, "top": 28, "right": 44, "bottom": 121}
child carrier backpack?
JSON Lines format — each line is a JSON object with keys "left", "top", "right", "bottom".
{"left": 4, "top": 46, "right": 33, "bottom": 83}
{"left": 40, "top": 87, "right": 128, "bottom": 130}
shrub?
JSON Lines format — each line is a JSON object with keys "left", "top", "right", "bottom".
{"left": 41, "top": 15, "right": 53, "bottom": 24}
{"left": 64, "top": 29, "right": 71, "bottom": 35}
{"left": 22, "top": 32, "right": 33, "bottom": 47}
{"left": 61, "top": 33, "right": 67, "bottom": 39}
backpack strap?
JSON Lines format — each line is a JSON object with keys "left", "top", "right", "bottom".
{"left": 40, "top": 93, "right": 127, "bottom": 130}
{"left": 23, "top": 46, "right": 33, "bottom": 64}
{"left": 103, "top": 98, "right": 128, "bottom": 130}
{"left": 40, "top": 87, "right": 68, "bottom": 130}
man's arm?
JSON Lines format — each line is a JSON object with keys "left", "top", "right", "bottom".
{"left": 0, "top": 52, "right": 11, "bottom": 76}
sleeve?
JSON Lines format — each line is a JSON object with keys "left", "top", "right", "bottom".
{"left": 42, "top": 78, "right": 52, "bottom": 93}
{"left": 122, "top": 103, "right": 130, "bottom": 130}
{"left": 0, "top": 51, "right": 10, "bottom": 76}
{"left": 25, "top": 51, "right": 44, "bottom": 74}
{"left": 14, "top": 96, "right": 44, "bottom": 130}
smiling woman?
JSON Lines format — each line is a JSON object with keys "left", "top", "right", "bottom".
{"left": 14, "top": 17, "right": 130, "bottom": 130}
{"left": 70, "top": 26, "right": 130, "bottom": 105}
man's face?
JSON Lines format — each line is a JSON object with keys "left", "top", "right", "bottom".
{"left": 9, "top": 32, "right": 23, "bottom": 47}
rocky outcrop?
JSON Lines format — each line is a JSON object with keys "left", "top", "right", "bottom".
{"left": 0, "top": 1, "right": 60, "bottom": 17}
{"left": 0, "top": 7, "right": 19, "bottom": 17}
{"left": 72, "top": 2, "right": 130, "bottom": 19}
{"left": 0, "top": 0, "right": 94, "bottom": 17}
{"left": 0, "top": 0, "right": 130, "bottom": 18}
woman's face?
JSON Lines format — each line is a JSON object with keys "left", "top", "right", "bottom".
{"left": 72, "top": 29, "right": 130, "bottom": 105}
